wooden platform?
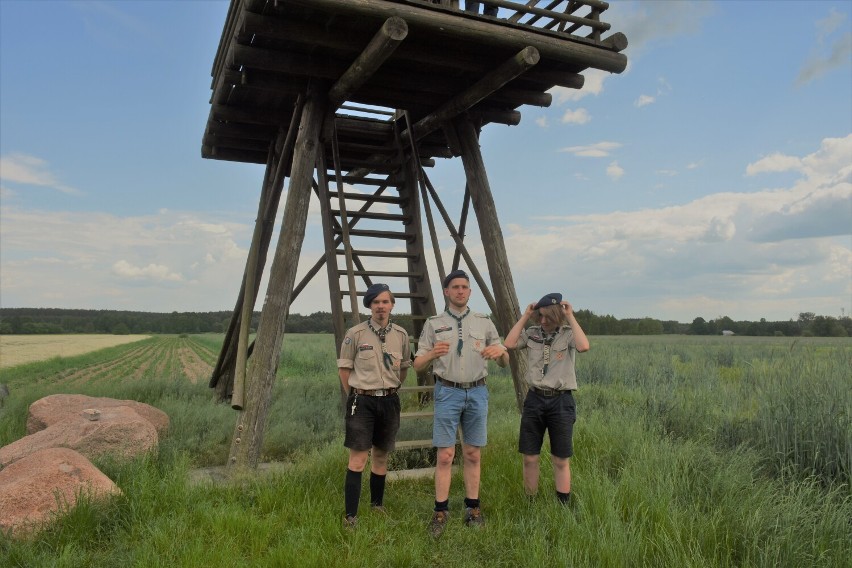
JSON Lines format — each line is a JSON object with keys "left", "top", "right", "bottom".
{"left": 202, "top": 0, "right": 628, "bottom": 168}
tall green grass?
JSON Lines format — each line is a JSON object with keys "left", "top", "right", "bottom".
{"left": 1, "top": 334, "right": 849, "bottom": 567}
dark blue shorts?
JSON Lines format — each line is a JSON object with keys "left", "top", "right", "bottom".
{"left": 518, "top": 390, "right": 575, "bottom": 458}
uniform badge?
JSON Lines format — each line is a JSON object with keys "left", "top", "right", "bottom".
{"left": 475, "top": 340, "right": 482, "bottom": 350}
{"left": 556, "top": 352, "right": 565, "bottom": 361}
{"left": 344, "top": 337, "right": 352, "bottom": 345}
{"left": 358, "top": 344, "right": 374, "bottom": 351}
{"left": 435, "top": 325, "right": 453, "bottom": 333}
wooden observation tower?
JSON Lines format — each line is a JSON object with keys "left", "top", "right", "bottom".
{"left": 203, "top": 0, "right": 627, "bottom": 470}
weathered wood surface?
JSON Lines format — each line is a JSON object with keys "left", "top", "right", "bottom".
{"left": 204, "top": 0, "right": 626, "bottom": 166}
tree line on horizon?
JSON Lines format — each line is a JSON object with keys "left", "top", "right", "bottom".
{"left": 1, "top": 307, "right": 849, "bottom": 338}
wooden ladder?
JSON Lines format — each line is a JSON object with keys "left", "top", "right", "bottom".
{"left": 317, "top": 109, "right": 440, "bottom": 474}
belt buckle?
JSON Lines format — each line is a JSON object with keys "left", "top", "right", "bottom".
{"left": 375, "top": 389, "right": 386, "bottom": 396}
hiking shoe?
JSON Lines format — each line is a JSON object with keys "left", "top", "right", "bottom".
{"left": 343, "top": 515, "right": 358, "bottom": 530}
{"left": 429, "top": 510, "right": 449, "bottom": 537}
{"left": 464, "top": 506, "right": 484, "bottom": 527}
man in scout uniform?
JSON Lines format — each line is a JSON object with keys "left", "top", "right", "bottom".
{"left": 504, "top": 292, "right": 590, "bottom": 505}
{"left": 413, "top": 269, "right": 509, "bottom": 536}
{"left": 338, "top": 283, "right": 411, "bottom": 528}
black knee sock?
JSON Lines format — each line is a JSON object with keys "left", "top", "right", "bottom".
{"left": 464, "top": 497, "right": 480, "bottom": 509}
{"left": 369, "top": 472, "right": 386, "bottom": 507}
{"left": 344, "top": 469, "right": 362, "bottom": 517}
{"left": 434, "top": 499, "right": 449, "bottom": 512}
{"left": 556, "top": 491, "right": 570, "bottom": 504}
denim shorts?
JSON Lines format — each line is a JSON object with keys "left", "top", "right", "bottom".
{"left": 432, "top": 381, "right": 489, "bottom": 448}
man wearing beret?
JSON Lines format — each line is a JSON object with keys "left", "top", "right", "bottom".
{"left": 413, "top": 269, "right": 509, "bottom": 536}
{"left": 338, "top": 283, "right": 411, "bottom": 529}
{"left": 504, "top": 293, "right": 590, "bottom": 505}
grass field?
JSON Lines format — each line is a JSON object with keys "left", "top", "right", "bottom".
{"left": 0, "top": 334, "right": 150, "bottom": 369}
{"left": 0, "top": 334, "right": 849, "bottom": 567}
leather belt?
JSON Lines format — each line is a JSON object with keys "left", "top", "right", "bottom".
{"left": 352, "top": 387, "right": 398, "bottom": 397}
{"left": 529, "top": 386, "right": 568, "bottom": 397}
{"left": 436, "top": 376, "right": 486, "bottom": 389}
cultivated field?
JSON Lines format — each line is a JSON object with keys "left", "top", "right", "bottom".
{"left": 0, "top": 334, "right": 150, "bottom": 369}
{"left": 0, "top": 334, "right": 849, "bottom": 567}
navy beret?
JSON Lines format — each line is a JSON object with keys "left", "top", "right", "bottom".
{"left": 442, "top": 269, "right": 469, "bottom": 288}
{"left": 363, "top": 283, "right": 391, "bottom": 307}
{"left": 534, "top": 293, "right": 562, "bottom": 310}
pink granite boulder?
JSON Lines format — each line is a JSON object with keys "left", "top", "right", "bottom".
{"left": 27, "top": 394, "right": 169, "bottom": 435}
{"left": 1, "top": 405, "right": 159, "bottom": 468}
{"left": 0, "top": 447, "right": 121, "bottom": 537}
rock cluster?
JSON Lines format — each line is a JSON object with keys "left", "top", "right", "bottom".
{"left": 0, "top": 394, "right": 169, "bottom": 538}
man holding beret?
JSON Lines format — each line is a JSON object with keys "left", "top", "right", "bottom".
{"left": 504, "top": 293, "right": 590, "bottom": 505}
{"left": 413, "top": 269, "right": 509, "bottom": 536}
{"left": 338, "top": 283, "right": 410, "bottom": 528}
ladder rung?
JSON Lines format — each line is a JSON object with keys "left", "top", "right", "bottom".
{"left": 328, "top": 191, "right": 404, "bottom": 205}
{"left": 334, "top": 228, "right": 410, "bottom": 240}
{"left": 331, "top": 210, "right": 407, "bottom": 222}
{"left": 338, "top": 270, "right": 421, "bottom": 278}
{"left": 400, "top": 411, "right": 434, "bottom": 420}
{"left": 338, "top": 249, "right": 417, "bottom": 259}
{"left": 393, "top": 439, "right": 434, "bottom": 451}
{"left": 331, "top": 175, "right": 402, "bottom": 187}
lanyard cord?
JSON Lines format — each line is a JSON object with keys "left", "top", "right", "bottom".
{"left": 446, "top": 308, "right": 470, "bottom": 356}
{"left": 367, "top": 319, "right": 394, "bottom": 370}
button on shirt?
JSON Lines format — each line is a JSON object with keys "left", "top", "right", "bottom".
{"left": 337, "top": 321, "right": 410, "bottom": 390}
{"left": 517, "top": 325, "right": 578, "bottom": 390}
{"left": 415, "top": 309, "right": 502, "bottom": 383}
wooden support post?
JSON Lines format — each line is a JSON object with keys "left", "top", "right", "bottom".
{"left": 228, "top": 83, "right": 328, "bottom": 470}
{"left": 210, "top": 96, "right": 304, "bottom": 402}
{"left": 453, "top": 115, "right": 528, "bottom": 410}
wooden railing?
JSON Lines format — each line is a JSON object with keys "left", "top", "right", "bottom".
{"left": 413, "top": 0, "right": 611, "bottom": 42}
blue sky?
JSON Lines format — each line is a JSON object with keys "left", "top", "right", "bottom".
{"left": 1, "top": 0, "right": 850, "bottom": 323}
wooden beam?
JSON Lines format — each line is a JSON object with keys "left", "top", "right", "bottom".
{"left": 411, "top": 46, "right": 539, "bottom": 139}
{"left": 328, "top": 17, "right": 408, "bottom": 107}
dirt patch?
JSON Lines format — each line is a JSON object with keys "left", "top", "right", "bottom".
{"left": 177, "top": 346, "right": 213, "bottom": 384}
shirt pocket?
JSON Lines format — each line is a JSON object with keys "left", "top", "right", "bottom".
{"left": 468, "top": 330, "right": 486, "bottom": 353}
{"left": 356, "top": 349, "right": 380, "bottom": 374}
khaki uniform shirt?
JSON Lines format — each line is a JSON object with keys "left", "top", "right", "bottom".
{"left": 337, "top": 320, "right": 410, "bottom": 390}
{"left": 415, "top": 308, "right": 502, "bottom": 384}
{"left": 517, "top": 325, "right": 578, "bottom": 390}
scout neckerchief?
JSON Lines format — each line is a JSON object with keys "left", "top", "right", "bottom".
{"left": 540, "top": 327, "right": 559, "bottom": 377}
{"left": 367, "top": 318, "right": 394, "bottom": 370}
{"left": 446, "top": 307, "right": 470, "bottom": 356}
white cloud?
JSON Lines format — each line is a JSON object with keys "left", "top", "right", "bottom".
{"left": 0, "top": 153, "right": 81, "bottom": 195}
{"left": 112, "top": 260, "right": 184, "bottom": 282}
{"left": 535, "top": 116, "right": 548, "bottom": 128}
{"left": 561, "top": 108, "right": 591, "bottom": 124}
{"left": 635, "top": 94, "right": 655, "bottom": 107}
{"left": 607, "top": 161, "right": 625, "bottom": 181}
{"left": 559, "top": 141, "right": 622, "bottom": 158}
{"left": 505, "top": 135, "right": 852, "bottom": 321}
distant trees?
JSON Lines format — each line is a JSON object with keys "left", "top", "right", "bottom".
{"left": 0, "top": 307, "right": 848, "bottom": 337}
